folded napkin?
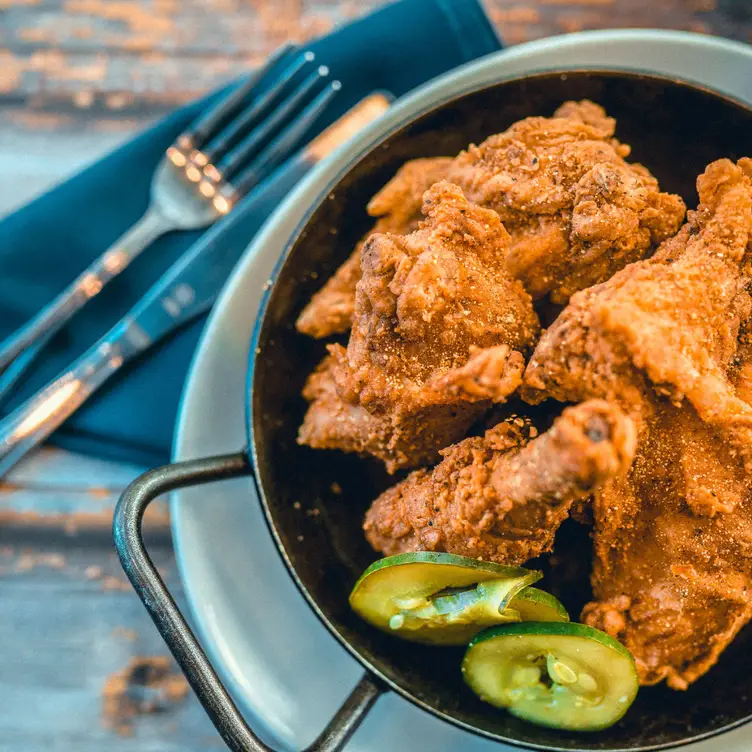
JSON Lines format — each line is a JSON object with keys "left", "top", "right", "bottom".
{"left": 0, "top": 0, "right": 502, "bottom": 467}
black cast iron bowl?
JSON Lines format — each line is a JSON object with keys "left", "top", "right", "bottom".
{"left": 114, "top": 71, "right": 752, "bottom": 752}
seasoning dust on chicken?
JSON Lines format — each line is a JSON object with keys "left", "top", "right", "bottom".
{"left": 299, "top": 181, "right": 539, "bottom": 472}
{"left": 295, "top": 92, "right": 752, "bottom": 695}
{"left": 296, "top": 100, "right": 685, "bottom": 338}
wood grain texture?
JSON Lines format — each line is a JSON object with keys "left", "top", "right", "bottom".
{"left": 1, "top": 0, "right": 750, "bottom": 214}
{"left": 0, "top": 451, "right": 217, "bottom": 750}
{"left": 0, "top": 534, "right": 222, "bottom": 752}
{"left": 1, "top": 0, "right": 750, "bottom": 112}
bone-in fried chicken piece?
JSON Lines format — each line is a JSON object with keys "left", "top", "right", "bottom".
{"left": 296, "top": 157, "right": 452, "bottom": 338}
{"left": 344, "top": 182, "right": 539, "bottom": 408}
{"left": 296, "top": 102, "right": 685, "bottom": 338}
{"left": 524, "top": 159, "right": 752, "bottom": 429}
{"left": 299, "top": 345, "right": 525, "bottom": 472}
{"left": 582, "top": 402, "right": 752, "bottom": 690}
{"left": 585, "top": 310, "right": 752, "bottom": 691}
{"left": 299, "top": 181, "right": 539, "bottom": 472}
{"left": 523, "top": 159, "right": 752, "bottom": 688}
{"left": 364, "top": 400, "right": 636, "bottom": 564}
{"left": 447, "top": 101, "right": 686, "bottom": 302}
{"left": 590, "top": 158, "right": 752, "bottom": 470}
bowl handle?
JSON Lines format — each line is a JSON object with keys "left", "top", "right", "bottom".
{"left": 113, "top": 452, "right": 385, "bottom": 751}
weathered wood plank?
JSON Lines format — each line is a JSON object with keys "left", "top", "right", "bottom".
{"left": 4, "top": 447, "right": 144, "bottom": 488}
{"left": 0, "top": 0, "right": 749, "bottom": 113}
{"left": 0, "top": 536, "right": 222, "bottom": 751}
{"left": 1, "top": 0, "right": 749, "bottom": 214}
{"left": 0, "top": 450, "right": 168, "bottom": 531}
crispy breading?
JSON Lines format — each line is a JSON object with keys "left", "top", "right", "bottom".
{"left": 297, "top": 101, "right": 685, "bottom": 337}
{"left": 524, "top": 159, "right": 752, "bottom": 689}
{"left": 299, "top": 181, "right": 538, "bottom": 472}
{"left": 296, "top": 157, "right": 452, "bottom": 338}
{"left": 364, "top": 400, "right": 635, "bottom": 563}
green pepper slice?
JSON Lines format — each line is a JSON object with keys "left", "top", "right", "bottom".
{"left": 349, "top": 552, "right": 541, "bottom": 645}
{"left": 463, "top": 622, "right": 639, "bottom": 731}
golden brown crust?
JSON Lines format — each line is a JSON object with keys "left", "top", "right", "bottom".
{"left": 446, "top": 100, "right": 685, "bottom": 302}
{"left": 299, "top": 182, "right": 539, "bottom": 472}
{"left": 593, "top": 159, "right": 752, "bottom": 471}
{"left": 295, "top": 157, "right": 452, "bottom": 338}
{"left": 298, "top": 352, "right": 489, "bottom": 472}
{"left": 295, "top": 250, "right": 362, "bottom": 339}
{"left": 524, "top": 159, "right": 752, "bottom": 689}
{"left": 582, "top": 402, "right": 752, "bottom": 690}
{"left": 297, "top": 101, "right": 685, "bottom": 337}
{"left": 364, "top": 400, "right": 635, "bottom": 563}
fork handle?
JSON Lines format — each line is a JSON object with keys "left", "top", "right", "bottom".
{"left": 0, "top": 319, "right": 147, "bottom": 477}
{"left": 0, "top": 208, "right": 169, "bottom": 378}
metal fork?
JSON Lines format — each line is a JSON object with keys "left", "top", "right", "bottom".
{"left": 0, "top": 44, "right": 337, "bottom": 402}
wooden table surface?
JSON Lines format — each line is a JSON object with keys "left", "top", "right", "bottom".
{"left": 1, "top": 2, "right": 750, "bottom": 750}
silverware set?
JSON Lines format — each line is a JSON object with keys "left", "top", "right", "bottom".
{"left": 0, "top": 44, "right": 334, "bottom": 400}
{"left": 0, "top": 45, "right": 386, "bottom": 476}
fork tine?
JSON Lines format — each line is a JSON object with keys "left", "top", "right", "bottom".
{"left": 231, "top": 79, "right": 342, "bottom": 198}
{"left": 201, "top": 51, "right": 316, "bottom": 166}
{"left": 217, "top": 65, "right": 330, "bottom": 182}
{"left": 178, "top": 42, "right": 296, "bottom": 154}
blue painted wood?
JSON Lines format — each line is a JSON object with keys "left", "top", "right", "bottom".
{"left": 0, "top": 450, "right": 223, "bottom": 751}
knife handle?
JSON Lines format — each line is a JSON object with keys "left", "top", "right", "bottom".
{"left": 0, "top": 320, "right": 147, "bottom": 477}
{"left": 0, "top": 210, "right": 168, "bottom": 410}
{"left": 0, "top": 210, "right": 167, "bottom": 377}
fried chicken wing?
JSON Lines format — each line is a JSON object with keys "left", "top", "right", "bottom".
{"left": 297, "top": 101, "right": 685, "bottom": 338}
{"left": 524, "top": 159, "right": 752, "bottom": 416}
{"left": 364, "top": 400, "right": 636, "bottom": 563}
{"left": 299, "top": 181, "right": 539, "bottom": 472}
{"left": 523, "top": 158, "right": 752, "bottom": 688}
{"left": 296, "top": 157, "right": 452, "bottom": 338}
{"left": 593, "top": 158, "right": 752, "bottom": 470}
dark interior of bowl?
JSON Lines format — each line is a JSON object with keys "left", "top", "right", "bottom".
{"left": 250, "top": 72, "right": 752, "bottom": 751}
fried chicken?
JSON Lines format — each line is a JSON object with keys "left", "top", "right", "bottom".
{"left": 298, "top": 181, "right": 539, "bottom": 472}
{"left": 296, "top": 101, "right": 685, "bottom": 338}
{"left": 582, "top": 402, "right": 752, "bottom": 690}
{"left": 523, "top": 158, "right": 752, "bottom": 688}
{"left": 364, "top": 400, "right": 636, "bottom": 564}
{"left": 299, "top": 347, "right": 526, "bottom": 472}
{"left": 296, "top": 157, "right": 452, "bottom": 338}
{"left": 447, "top": 100, "right": 685, "bottom": 302}
{"left": 593, "top": 158, "right": 752, "bottom": 470}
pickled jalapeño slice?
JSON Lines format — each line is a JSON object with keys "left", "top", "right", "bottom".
{"left": 349, "top": 552, "right": 541, "bottom": 645}
{"left": 463, "top": 622, "right": 639, "bottom": 731}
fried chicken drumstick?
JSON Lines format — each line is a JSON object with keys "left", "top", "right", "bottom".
{"left": 523, "top": 158, "right": 752, "bottom": 689}
{"left": 299, "top": 181, "right": 539, "bottom": 472}
{"left": 296, "top": 100, "right": 685, "bottom": 338}
{"left": 364, "top": 400, "right": 636, "bottom": 564}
